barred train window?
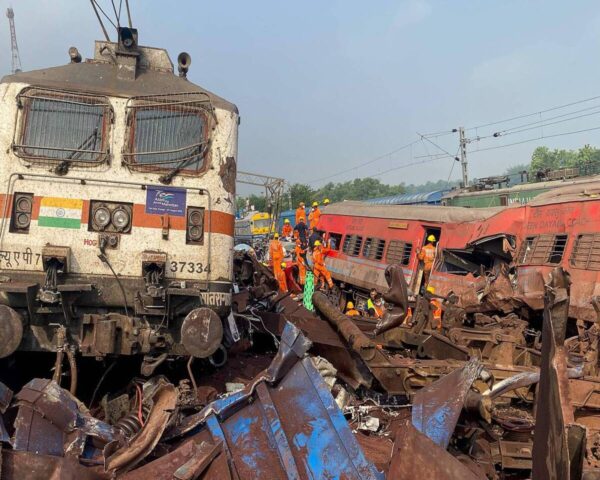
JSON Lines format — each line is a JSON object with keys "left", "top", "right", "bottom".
{"left": 15, "top": 88, "right": 110, "bottom": 163}
{"left": 342, "top": 235, "right": 363, "bottom": 256}
{"left": 571, "top": 234, "right": 600, "bottom": 270}
{"left": 124, "top": 93, "right": 210, "bottom": 172}
{"left": 386, "top": 240, "right": 413, "bottom": 266}
{"left": 363, "top": 237, "right": 386, "bottom": 260}
{"left": 518, "top": 234, "right": 568, "bottom": 265}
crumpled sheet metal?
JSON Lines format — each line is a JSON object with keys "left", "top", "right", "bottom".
{"left": 12, "top": 378, "right": 118, "bottom": 458}
{"left": 411, "top": 358, "right": 483, "bottom": 449}
{"left": 163, "top": 322, "right": 383, "bottom": 480}
{"left": 532, "top": 267, "right": 586, "bottom": 479}
{"left": 104, "top": 379, "right": 178, "bottom": 475}
{"left": 1, "top": 449, "right": 107, "bottom": 480}
{"left": 388, "top": 420, "right": 482, "bottom": 480}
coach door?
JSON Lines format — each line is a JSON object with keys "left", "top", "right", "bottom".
{"left": 415, "top": 226, "right": 441, "bottom": 294}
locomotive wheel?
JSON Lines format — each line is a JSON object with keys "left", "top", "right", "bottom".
{"left": 181, "top": 308, "right": 224, "bottom": 358}
{"left": 0, "top": 305, "right": 23, "bottom": 358}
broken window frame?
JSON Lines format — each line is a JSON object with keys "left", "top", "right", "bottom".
{"left": 342, "top": 234, "right": 363, "bottom": 257}
{"left": 517, "top": 234, "right": 568, "bottom": 266}
{"left": 386, "top": 240, "right": 413, "bottom": 266}
{"left": 570, "top": 233, "right": 600, "bottom": 270}
{"left": 13, "top": 87, "right": 112, "bottom": 165}
{"left": 122, "top": 92, "right": 214, "bottom": 175}
{"left": 327, "top": 232, "right": 342, "bottom": 251}
{"left": 362, "top": 237, "right": 386, "bottom": 260}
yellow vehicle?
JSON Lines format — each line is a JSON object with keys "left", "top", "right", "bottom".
{"left": 235, "top": 211, "right": 273, "bottom": 241}
{"left": 0, "top": 25, "right": 239, "bottom": 370}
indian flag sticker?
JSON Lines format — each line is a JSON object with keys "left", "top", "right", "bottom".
{"left": 38, "top": 197, "right": 83, "bottom": 229}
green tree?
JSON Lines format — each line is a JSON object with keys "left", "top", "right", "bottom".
{"left": 290, "top": 183, "right": 316, "bottom": 207}
{"left": 504, "top": 163, "right": 529, "bottom": 175}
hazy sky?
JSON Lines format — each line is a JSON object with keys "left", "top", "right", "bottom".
{"left": 3, "top": 0, "right": 600, "bottom": 189}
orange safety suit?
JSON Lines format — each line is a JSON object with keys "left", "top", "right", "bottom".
{"left": 313, "top": 246, "right": 333, "bottom": 289}
{"left": 418, "top": 242, "right": 436, "bottom": 284}
{"left": 269, "top": 239, "right": 284, "bottom": 266}
{"left": 295, "top": 207, "right": 306, "bottom": 226}
{"left": 276, "top": 265, "right": 288, "bottom": 293}
{"left": 282, "top": 223, "right": 293, "bottom": 238}
{"left": 346, "top": 308, "right": 360, "bottom": 316}
{"left": 430, "top": 298, "right": 442, "bottom": 330}
{"left": 402, "top": 307, "right": 413, "bottom": 325}
{"left": 308, "top": 207, "right": 321, "bottom": 230}
{"left": 294, "top": 242, "right": 306, "bottom": 285}
{"left": 367, "top": 298, "right": 383, "bottom": 318}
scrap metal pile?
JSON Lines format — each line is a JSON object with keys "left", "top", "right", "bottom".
{"left": 1, "top": 251, "right": 600, "bottom": 478}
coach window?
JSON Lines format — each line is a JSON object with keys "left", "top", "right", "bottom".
{"left": 15, "top": 88, "right": 111, "bottom": 164}
{"left": 328, "top": 232, "right": 342, "bottom": 250}
{"left": 342, "top": 235, "right": 363, "bottom": 256}
{"left": 571, "top": 234, "right": 600, "bottom": 270}
{"left": 386, "top": 240, "right": 412, "bottom": 266}
{"left": 517, "top": 234, "right": 568, "bottom": 265}
{"left": 363, "top": 237, "right": 386, "bottom": 260}
{"left": 123, "top": 93, "right": 211, "bottom": 175}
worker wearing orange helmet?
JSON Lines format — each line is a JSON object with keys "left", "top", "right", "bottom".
{"left": 312, "top": 240, "right": 333, "bottom": 290}
{"left": 282, "top": 218, "right": 293, "bottom": 239}
{"left": 418, "top": 234, "right": 437, "bottom": 286}
{"left": 276, "top": 261, "right": 288, "bottom": 293}
{"left": 295, "top": 202, "right": 306, "bottom": 226}
{"left": 294, "top": 238, "right": 306, "bottom": 285}
{"left": 427, "top": 286, "right": 442, "bottom": 330}
{"left": 308, "top": 201, "right": 321, "bottom": 230}
{"left": 345, "top": 301, "right": 360, "bottom": 316}
{"left": 269, "top": 233, "right": 286, "bottom": 289}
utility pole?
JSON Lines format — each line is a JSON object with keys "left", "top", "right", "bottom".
{"left": 458, "top": 126, "right": 468, "bottom": 188}
{"left": 6, "top": 8, "right": 22, "bottom": 74}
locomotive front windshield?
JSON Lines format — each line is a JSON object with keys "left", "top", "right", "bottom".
{"left": 129, "top": 106, "right": 206, "bottom": 171}
{"left": 16, "top": 89, "right": 110, "bottom": 163}
{"left": 253, "top": 218, "right": 271, "bottom": 230}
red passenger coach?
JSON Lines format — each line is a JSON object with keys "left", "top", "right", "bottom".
{"left": 320, "top": 182, "right": 600, "bottom": 323}
{"left": 318, "top": 201, "right": 499, "bottom": 299}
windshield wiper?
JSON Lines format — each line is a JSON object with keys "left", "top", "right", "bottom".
{"left": 54, "top": 127, "right": 100, "bottom": 176}
{"left": 158, "top": 140, "right": 211, "bottom": 185}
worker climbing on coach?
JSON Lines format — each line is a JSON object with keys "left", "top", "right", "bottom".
{"left": 312, "top": 240, "right": 333, "bottom": 290}
{"left": 417, "top": 234, "right": 437, "bottom": 288}
{"left": 367, "top": 289, "right": 384, "bottom": 318}
{"left": 294, "top": 217, "right": 309, "bottom": 244}
{"left": 308, "top": 201, "right": 321, "bottom": 230}
{"left": 345, "top": 301, "right": 360, "bottom": 316}
{"left": 282, "top": 218, "right": 293, "bottom": 239}
{"left": 294, "top": 238, "right": 306, "bottom": 286}
{"left": 295, "top": 202, "right": 306, "bottom": 226}
{"left": 426, "top": 286, "right": 442, "bottom": 330}
{"left": 269, "top": 233, "right": 286, "bottom": 291}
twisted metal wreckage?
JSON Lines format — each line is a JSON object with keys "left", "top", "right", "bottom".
{"left": 1, "top": 253, "right": 600, "bottom": 478}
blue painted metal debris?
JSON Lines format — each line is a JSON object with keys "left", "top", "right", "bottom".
{"left": 166, "top": 322, "right": 383, "bottom": 480}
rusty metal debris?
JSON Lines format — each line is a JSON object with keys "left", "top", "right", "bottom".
{"left": 2, "top": 253, "right": 600, "bottom": 478}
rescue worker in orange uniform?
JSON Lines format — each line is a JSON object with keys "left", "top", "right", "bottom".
{"left": 367, "top": 289, "right": 384, "bottom": 318}
{"left": 276, "top": 262, "right": 288, "bottom": 293}
{"left": 418, "top": 234, "right": 437, "bottom": 287}
{"left": 312, "top": 240, "right": 333, "bottom": 290}
{"left": 308, "top": 202, "right": 321, "bottom": 230}
{"left": 295, "top": 202, "right": 306, "bottom": 226}
{"left": 269, "top": 233, "right": 286, "bottom": 291}
{"left": 427, "top": 286, "right": 442, "bottom": 330}
{"left": 282, "top": 218, "right": 293, "bottom": 239}
{"left": 345, "top": 301, "right": 360, "bottom": 316}
{"left": 294, "top": 239, "right": 306, "bottom": 286}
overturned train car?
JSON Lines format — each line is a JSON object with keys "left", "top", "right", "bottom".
{"left": 0, "top": 30, "right": 239, "bottom": 368}
{"left": 318, "top": 184, "right": 600, "bottom": 323}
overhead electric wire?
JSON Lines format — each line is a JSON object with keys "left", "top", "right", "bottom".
{"left": 468, "top": 93, "right": 600, "bottom": 131}
{"left": 307, "top": 139, "right": 421, "bottom": 184}
{"left": 493, "top": 109, "right": 600, "bottom": 138}
{"left": 92, "top": 0, "right": 118, "bottom": 29}
{"left": 418, "top": 132, "right": 457, "bottom": 159}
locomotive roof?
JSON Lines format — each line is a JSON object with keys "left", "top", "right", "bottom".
{"left": 323, "top": 201, "right": 502, "bottom": 223}
{"left": 1, "top": 41, "right": 237, "bottom": 113}
{"left": 529, "top": 179, "right": 600, "bottom": 205}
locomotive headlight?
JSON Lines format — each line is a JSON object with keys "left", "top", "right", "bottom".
{"left": 15, "top": 212, "right": 30, "bottom": 229}
{"left": 189, "top": 225, "right": 202, "bottom": 241}
{"left": 112, "top": 208, "right": 131, "bottom": 231}
{"left": 93, "top": 206, "right": 111, "bottom": 229}
{"left": 16, "top": 197, "right": 32, "bottom": 213}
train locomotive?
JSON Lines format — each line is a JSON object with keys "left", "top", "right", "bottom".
{"left": 0, "top": 27, "right": 239, "bottom": 374}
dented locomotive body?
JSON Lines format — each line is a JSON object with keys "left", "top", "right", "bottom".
{"left": 319, "top": 183, "right": 600, "bottom": 322}
{"left": 0, "top": 34, "right": 239, "bottom": 364}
